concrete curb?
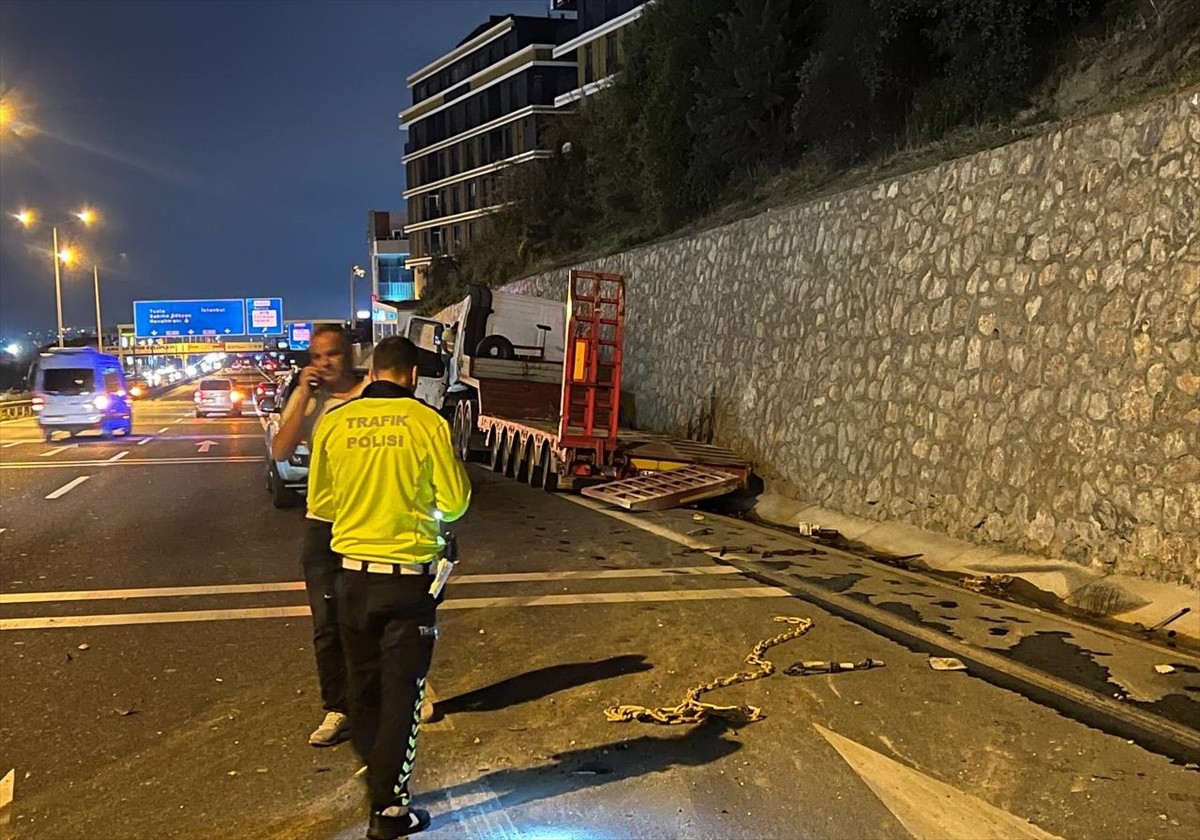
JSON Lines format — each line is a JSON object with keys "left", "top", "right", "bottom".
{"left": 751, "top": 492, "right": 1200, "bottom": 643}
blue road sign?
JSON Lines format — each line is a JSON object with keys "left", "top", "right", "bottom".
{"left": 245, "top": 297, "right": 284, "bottom": 335}
{"left": 287, "top": 321, "right": 313, "bottom": 350}
{"left": 133, "top": 299, "right": 246, "bottom": 339}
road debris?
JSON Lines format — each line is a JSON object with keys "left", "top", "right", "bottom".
{"left": 77, "top": 643, "right": 90, "bottom": 651}
{"left": 605, "top": 616, "right": 880, "bottom": 725}
{"left": 784, "top": 658, "right": 885, "bottom": 676}
{"left": 692, "top": 514, "right": 705, "bottom": 522}
{"left": 113, "top": 706, "right": 139, "bottom": 717}
{"left": 957, "top": 574, "right": 1014, "bottom": 594}
{"left": 761, "top": 548, "right": 819, "bottom": 558}
{"left": 1153, "top": 664, "right": 1177, "bottom": 675}
{"left": 686, "top": 526, "right": 714, "bottom": 537}
{"left": 929, "top": 657, "right": 968, "bottom": 671}
{"left": 1136, "top": 607, "right": 1192, "bottom": 636}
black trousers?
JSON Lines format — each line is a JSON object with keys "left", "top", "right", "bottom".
{"left": 300, "top": 518, "right": 348, "bottom": 715}
{"left": 337, "top": 569, "right": 437, "bottom": 810}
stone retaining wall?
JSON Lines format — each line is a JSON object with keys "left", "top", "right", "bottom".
{"left": 500, "top": 89, "right": 1200, "bottom": 585}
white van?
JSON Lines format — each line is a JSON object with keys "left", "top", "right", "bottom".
{"left": 31, "top": 347, "right": 133, "bottom": 442}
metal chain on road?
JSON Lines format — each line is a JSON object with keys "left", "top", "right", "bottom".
{"left": 604, "top": 616, "right": 886, "bottom": 726}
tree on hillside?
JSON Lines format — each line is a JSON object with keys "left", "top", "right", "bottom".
{"left": 623, "top": 0, "right": 733, "bottom": 228}
{"left": 690, "top": 0, "right": 819, "bottom": 183}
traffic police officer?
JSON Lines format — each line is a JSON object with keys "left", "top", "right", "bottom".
{"left": 308, "top": 336, "right": 471, "bottom": 839}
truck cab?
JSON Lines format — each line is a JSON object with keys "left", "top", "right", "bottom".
{"left": 422, "top": 286, "right": 567, "bottom": 412}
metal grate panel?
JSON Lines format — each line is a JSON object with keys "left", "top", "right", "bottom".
{"left": 581, "top": 466, "right": 743, "bottom": 512}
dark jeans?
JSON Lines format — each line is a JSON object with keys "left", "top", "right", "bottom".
{"left": 301, "top": 518, "right": 348, "bottom": 715}
{"left": 337, "top": 569, "right": 437, "bottom": 810}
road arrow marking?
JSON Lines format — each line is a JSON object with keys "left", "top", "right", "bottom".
{"left": 196, "top": 440, "right": 218, "bottom": 453}
{"left": 813, "top": 724, "right": 1063, "bottom": 840}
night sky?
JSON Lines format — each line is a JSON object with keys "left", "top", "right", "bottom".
{"left": 0, "top": 0, "right": 552, "bottom": 340}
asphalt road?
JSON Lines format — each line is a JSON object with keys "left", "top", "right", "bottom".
{"left": 0, "top": 378, "right": 1197, "bottom": 840}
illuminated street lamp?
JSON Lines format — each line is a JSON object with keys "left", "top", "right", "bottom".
{"left": 12, "top": 206, "right": 100, "bottom": 347}
{"left": 350, "top": 264, "right": 366, "bottom": 325}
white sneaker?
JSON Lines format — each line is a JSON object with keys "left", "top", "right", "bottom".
{"left": 309, "top": 711, "right": 351, "bottom": 747}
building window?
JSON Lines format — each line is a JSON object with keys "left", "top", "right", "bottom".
{"left": 424, "top": 193, "right": 441, "bottom": 220}
{"left": 429, "top": 228, "right": 444, "bottom": 254}
{"left": 605, "top": 33, "right": 618, "bottom": 74}
{"left": 377, "top": 255, "right": 416, "bottom": 302}
{"left": 584, "top": 43, "right": 594, "bottom": 85}
{"left": 532, "top": 73, "right": 543, "bottom": 102}
{"left": 467, "top": 181, "right": 477, "bottom": 211}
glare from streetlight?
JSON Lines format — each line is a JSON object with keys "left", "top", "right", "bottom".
{"left": 0, "top": 89, "right": 36, "bottom": 140}
{"left": 75, "top": 208, "right": 97, "bottom": 225}
{"left": 14, "top": 209, "right": 35, "bottom": 226}
{"left": 58, "top": 248, "right": 75, "bottom": 265}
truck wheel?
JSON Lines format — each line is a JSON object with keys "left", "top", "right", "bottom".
{"left": 489, "top": 430, "right": 507, "bottom": 473}
{"left": 542, "top": 455, "right": 560, "bottom": 492}
{"left": 452, "top": 399, "right": 479, "bottom": 463}
{"left": 475, "top": 335, "right": 516, "bottom": 360}
{"left": 514, "top": 437, "right": 532, "bottom": 482}
{"left": 529, "top": 442, "right": 549, "bottom": 487}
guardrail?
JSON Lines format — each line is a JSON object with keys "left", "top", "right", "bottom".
{"left": 0, "top": 399, "right": 34, "bottom": 421}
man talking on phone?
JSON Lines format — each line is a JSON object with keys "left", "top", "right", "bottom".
{"left": 272, "top": 325, "right": 364, "bottom": 747}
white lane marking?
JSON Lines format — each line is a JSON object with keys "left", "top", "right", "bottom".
{"left": 1, "top": 456, "right": 260, "bottom": 470}
{"left": 137, "top": 437, "right": 152, "bottom": 446}
{"left": 45, "top": 475, "right": 90, "bottom": 500}
{"left": 0, "top": 529, "right": 6, "bottom": 535}
{"left": 814, "top": 724, "right": 1064, "bottom": 840}
{"left": 107, "top": 451, "right": 130, "bottom": 462}
{"left": 0, "top": 767, "right": 13, "bottom": 812}
{"left": 155, "top": 427, "right": 169, "bottom": 433}
{"left": 39, "top": 446, "right": 70, "bottom": 458}
{"left": 0, "top": 587, "right": 788, "bottom": 630}
{"left": 2, "top": 441, "right": 23, "bottom": 449}
{"left": 2, "top": 581, "right": 306, "bottom": 604}
{"left": 0, "top": 566, "right": 740, "bottom": 604}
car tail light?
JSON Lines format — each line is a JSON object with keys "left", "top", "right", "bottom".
{"left": 32, "top": 396, "right": 44, "bottom": 412}
{"left": 93, "top": 394, "right": 111, "bottom": 410}
{"left": 231, "top": 391, "right": 244, "bottom": 402}
{"left": 130, "top": 385, "right": 144, "bottom": 398}
{"left": 194, "top": 392, "right": 202, "bottom": 403}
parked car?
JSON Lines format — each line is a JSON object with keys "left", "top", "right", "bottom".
{"left": 260, "top": 372, "right": 304, "bottom": 507}
{"left": 194, "top": 378, "right": 244, "bottom": 418}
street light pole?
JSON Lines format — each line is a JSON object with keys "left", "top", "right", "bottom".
{"left": 52, "top": 226, "right": 65, "bottom": 348}
{"left": 93, "top": 264, "right": 103, "bottom": 351}
{"left": 350, "top": 264, "right": 365, "bottom": 326}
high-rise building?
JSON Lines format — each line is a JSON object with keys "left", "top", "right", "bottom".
{"left": 401, "top": 14, "right": 578, "bottom": 294}
{"left": 551, "top": 0, "right": 647, "bottom": 108}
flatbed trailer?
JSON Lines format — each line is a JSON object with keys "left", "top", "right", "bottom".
{"left": 448, "top": 270, "right": 751, "bottom": 509}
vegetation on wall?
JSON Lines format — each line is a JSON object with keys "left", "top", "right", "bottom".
{"left": 418, "top": 0, "right": 1198, "bottom": 312}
